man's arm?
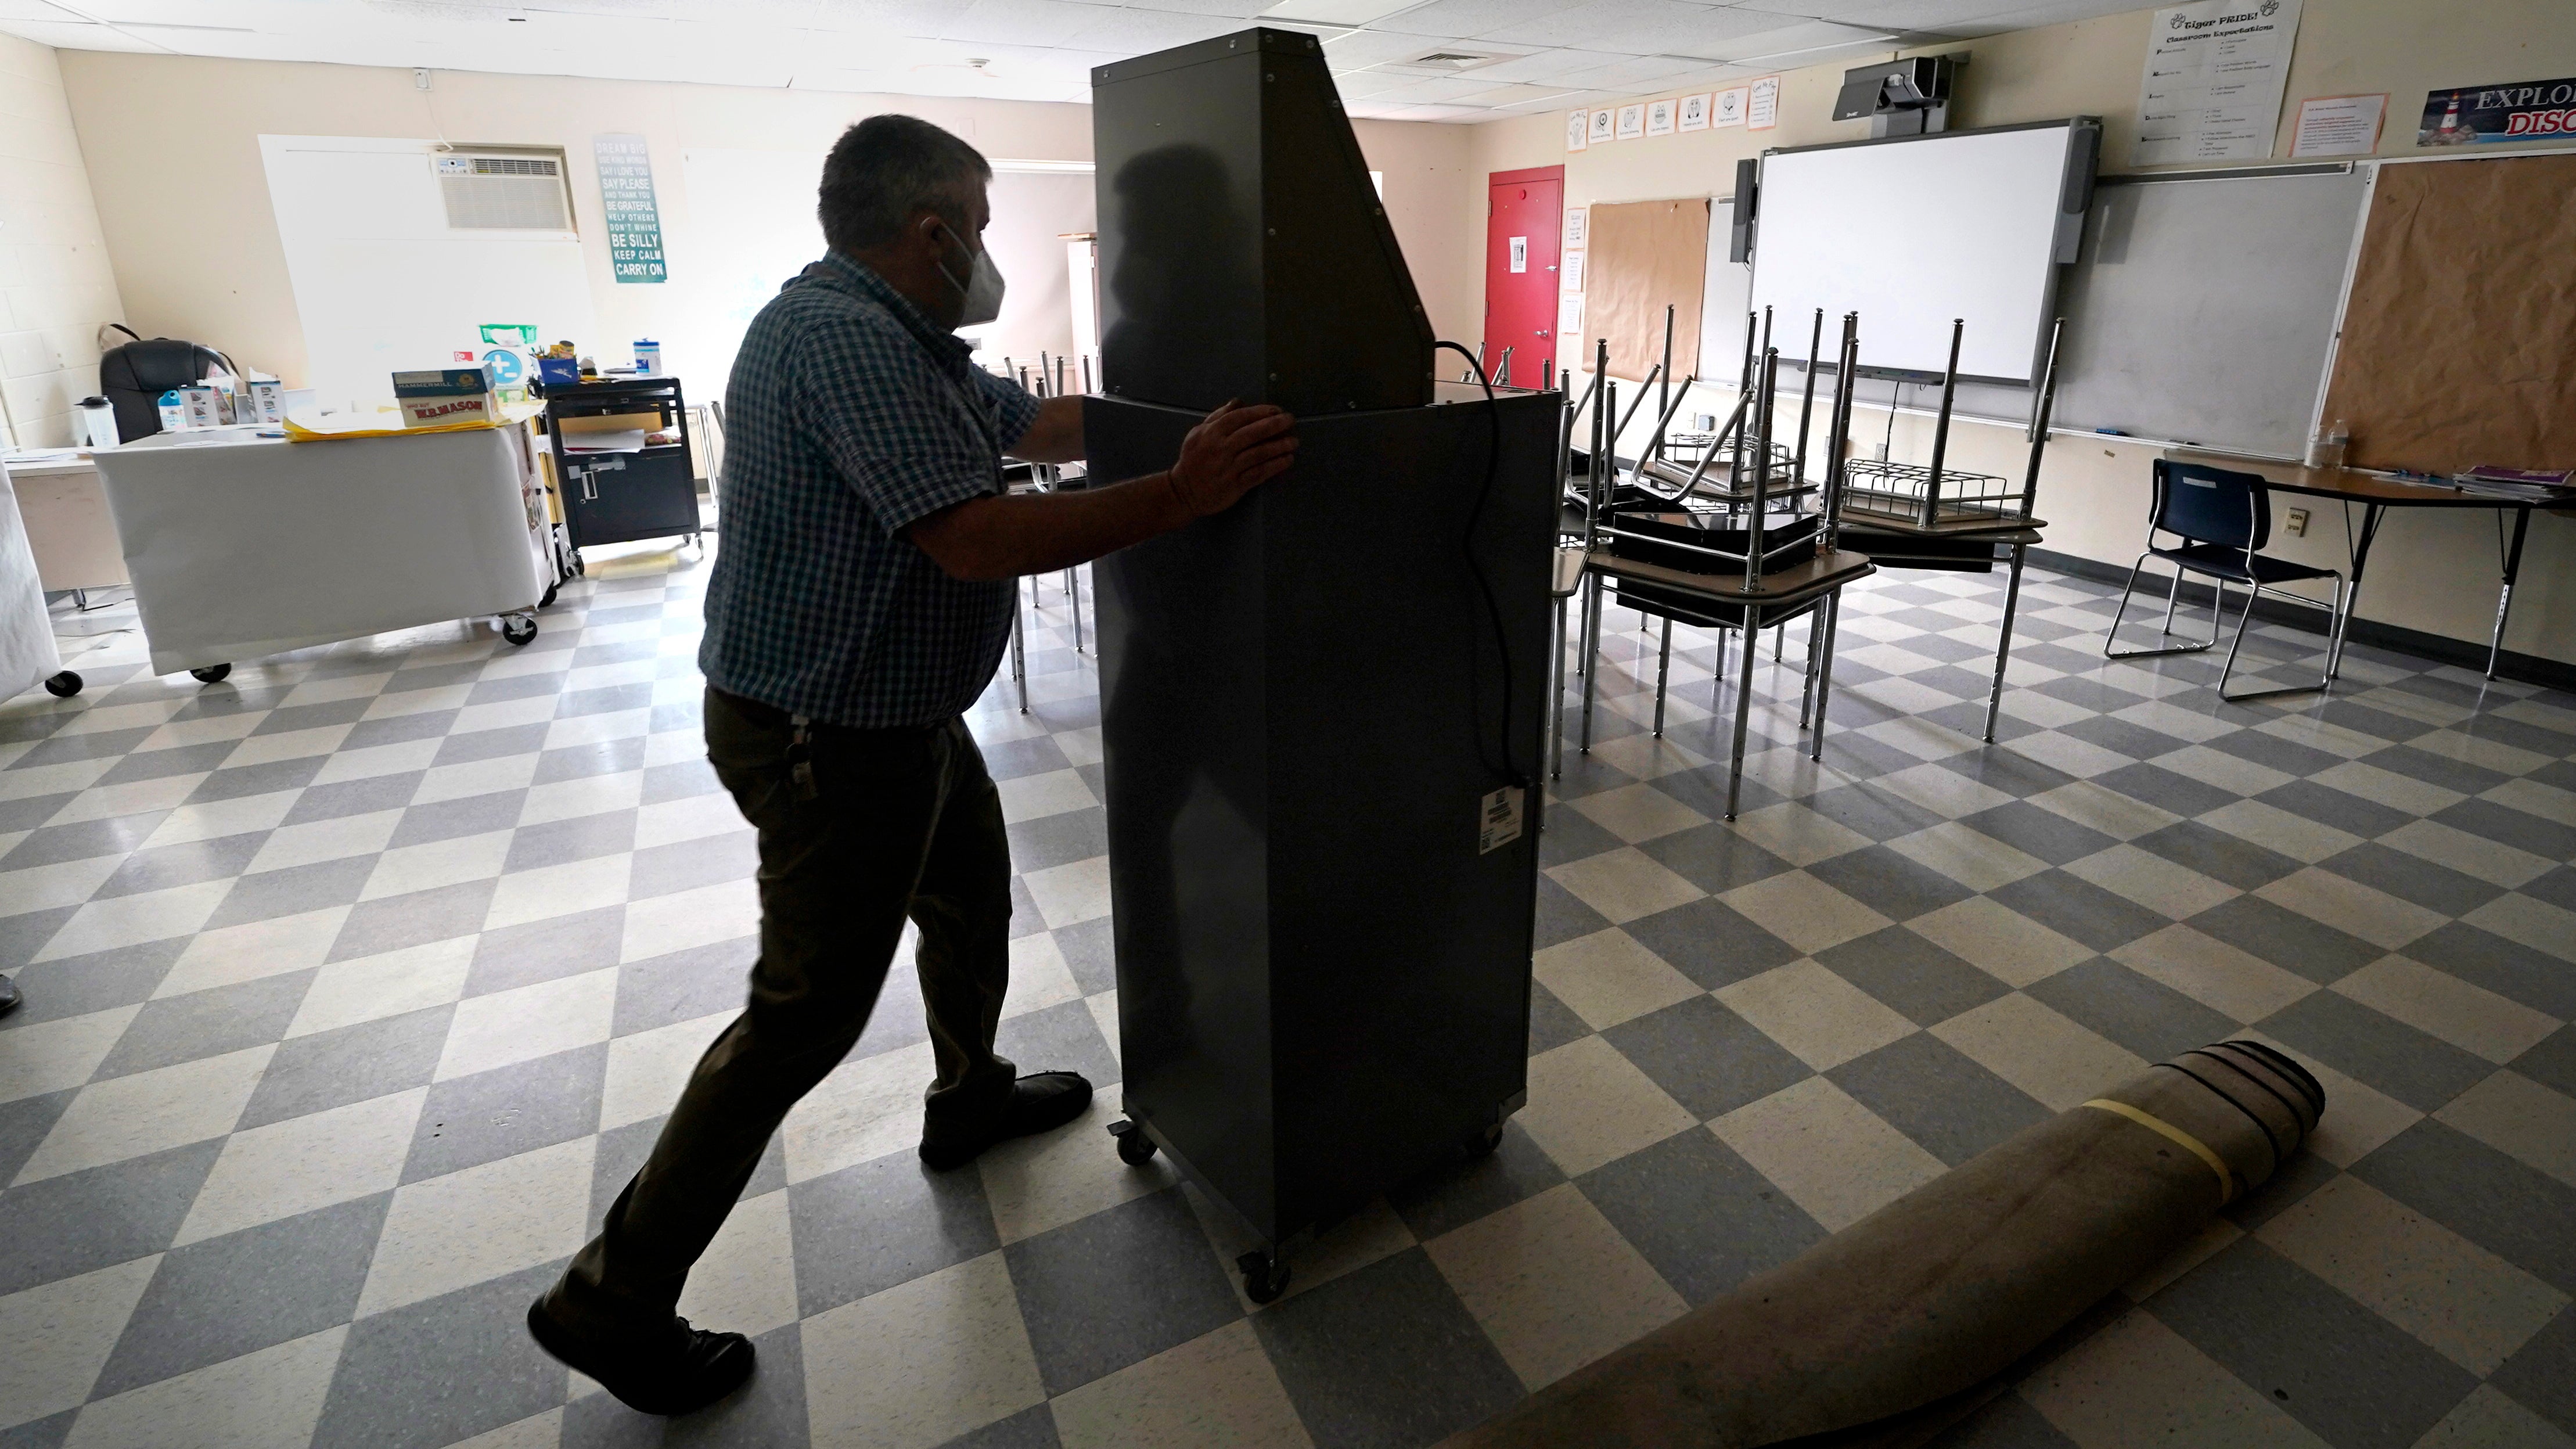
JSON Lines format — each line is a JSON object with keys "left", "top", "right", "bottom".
{"left": 909, "top": 402, "right": 1296, "bottom": 582}
{"left": 1005, "top": 395, "right": 1084, "bottom": 464}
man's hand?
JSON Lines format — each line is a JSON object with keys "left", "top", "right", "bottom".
{"left": 1168, "top": 402, "right": 1297, "bottom": 517}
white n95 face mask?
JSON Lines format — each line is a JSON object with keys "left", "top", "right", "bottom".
{"left": 935, "top": 223, "right": 1008, "bottom": 329}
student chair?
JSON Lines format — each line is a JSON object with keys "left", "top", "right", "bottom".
{"left": 2105, "top": 460, "right": 2345, "bottom": 702}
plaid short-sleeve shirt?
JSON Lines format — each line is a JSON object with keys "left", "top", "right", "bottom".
{"left": 698, "top": 253, "right": 1041, "bottom": 728}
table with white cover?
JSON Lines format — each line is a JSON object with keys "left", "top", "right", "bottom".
{"left": 0, "top": 462, "right": 75, "bottom": 701}
{"left": 91, "top": 422, "right": 552, "bottom": 678}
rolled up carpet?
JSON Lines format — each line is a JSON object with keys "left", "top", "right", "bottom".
{"left": 1442, "top": 1040, "right": 2323, "bottom": 1449}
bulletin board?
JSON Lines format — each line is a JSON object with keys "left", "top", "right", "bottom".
{"left": 1585, "top": 199, "right": 1710, "bottom": 384}
{"left": 2322, "top": 153, "right": 2576, "bottom": 473}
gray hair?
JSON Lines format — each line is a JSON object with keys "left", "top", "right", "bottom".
{"left": 817, "top": 114, "right": 992, "bottom": 254}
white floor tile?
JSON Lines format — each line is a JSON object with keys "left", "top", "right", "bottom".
{"left": 1424, "top": 1182, "right": 1685, "bottom": 1390}
{"left": 176, "top": 1087, "right": 427, "bottom": 1246}
{"left": 15, "top": 1043, "right": 275, "bottom": 1185}
{"left": 356, "top": 1135, "right": 595, "bottom": 1318}
{"left": 1711, "top": 1077, "right": 1944, "bottom": 1232}
{"left": 0, "top": 1257, "right": 160, "bottom": 1430}
{"left": 1048, "top": 1320, "right": 1312, "bottom": 1449}
{"left": 433, "top": 968, "right": 617, "bottom": 1082}
{"left": 286, "top": 938, "right": 475, "bottom": 1039}
{"left": 799, "top": 1253, "right": 1045, "bottom": 1449}
{"left": 1532, "top": 929, "right": 1700, "bottom": 1031}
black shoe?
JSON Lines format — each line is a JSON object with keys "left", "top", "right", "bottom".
{"left": 526, "top": 1289, "right": 753, "bottom": 1416}
{"left": 919, "top": 1071, "right": 1095, "bottom": 1170}
{"left": 0, "top": 976, "right": 17, "bottom": 1020}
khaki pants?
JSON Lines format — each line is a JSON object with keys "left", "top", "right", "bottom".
{"left": 560, "top": 686, "right": 1017, "bottom": 1321}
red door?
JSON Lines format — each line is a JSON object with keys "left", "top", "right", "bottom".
{"left": 1485, "top": 166, "right": 1563, "bottom": 389}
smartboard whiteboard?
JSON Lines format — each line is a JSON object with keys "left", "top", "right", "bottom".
{"left": 1748, "top": 122, "right": 2092, "bottom": 383}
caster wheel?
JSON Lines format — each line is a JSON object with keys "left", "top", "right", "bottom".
{"left": 1108, "top": 1119, "right": 1158, "bottom": 1166}
{"left": 189, "top": 663, "right": 231, "bottom": 684}
{"left": 502, "top": 615, "right": 538, "bottom": 646}
{"left": 43, "top": 670, "right": 81, "bottom": 697}
{"left": 540, "top": 583, "right": 559, "bottom": 609}
{"left": 571, "top": 552, "right": 587, "bottom": 577}
{"left": 1237, "top": 1250, "right": 1290, "bottom": 1306}
{"left": 1463, "top": 1123, "right": 1504, "bottom": 1160}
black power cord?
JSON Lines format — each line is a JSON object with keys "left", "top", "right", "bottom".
{"left": 1432, "top": 341, "right": 1527, "bottom": 794}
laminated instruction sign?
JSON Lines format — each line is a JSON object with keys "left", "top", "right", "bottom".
{"left": 593, "top": 134, "right": 667, "bottom": 284}
{"left": 2134, "top": 0, "right": 2302, "bottom": 165}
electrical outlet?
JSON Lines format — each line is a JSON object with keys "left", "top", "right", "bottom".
{"left": 2284, "top": 508, "right": 2309, "bottom": 537}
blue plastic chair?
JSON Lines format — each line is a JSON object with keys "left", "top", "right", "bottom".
{"left": 2104, "top": 460, "right": 2345, "bottom": 702}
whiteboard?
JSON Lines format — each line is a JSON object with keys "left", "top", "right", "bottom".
{"left": 260, "top": 136, "right": 599, "bottom": 411}
{"left": 1749, "top": 123, "right": 2089, "bottom": 383}
{"left": 671, "top": 152, "right": 1095, "bottom": 393}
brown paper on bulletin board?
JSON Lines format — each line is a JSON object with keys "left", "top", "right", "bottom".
{"left": 1584, "top": 199, "right": 1710, "bottom": 384}
{"left": 2322, "top": 153, "right": 2576, "bottom": 473}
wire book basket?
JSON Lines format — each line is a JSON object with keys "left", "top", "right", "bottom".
{"left": 1837, "top": 457, "right": 2025, "bottom": 527}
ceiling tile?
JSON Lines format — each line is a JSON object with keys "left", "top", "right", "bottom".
{"left": 1367, "top": 0, "right": 1586, "bottom": 39}
{"left": 938, "top": 0, "right": 1101, "bottom": 46}
{"left": 0, "top": 17, "right": 168, "bottom": 48}
{"left": 1070, "top": 5, "right": 1245, "bottom": 51}
{"left": 0, "top": 1, "right": 88, "bottom": 21}
{"left": 1484, "top": 0, "right": 1781, "bottom": 55}
{"left": 1696, "top": 15, "right": 1888, "bottom": 60}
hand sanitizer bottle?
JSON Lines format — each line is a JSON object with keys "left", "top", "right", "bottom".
{"left": 158, "top": 390, "right": 186, "bottom": 433}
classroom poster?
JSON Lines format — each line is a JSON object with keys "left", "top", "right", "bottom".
{"left": 2417, "top": 77, "right": 2576, "bottom": 145}
{"left": 1563, "top": 206, "right": 1586, "bottom": 248}
{"left": 1561, "top": 250, "right": 1584, "bottom": 290}
{"left": 2290, "top": 93, "right": 2386, "bottom": 156}
{"left": 1646, "top": 99, "right": 1676, "bottom": 136}
{"left": 1616, "top": 104, "right": 1646, "bottom": 139}
{"left": 593, "top": 134, "right": 668, "bottom": 283}
{"left": 1590, "top": 108, "right": 1615, "bottom": 144}
{"left": 1679, "top": 93, "right": 1710, "bottom": 131}
{"left": 1747, "top": 76, "right": 1780, "bottom": 129}
{"left": 1566, "top": 108, "right": 1589, "bottom": 151}
{"left": 1559, "top": 293, "right": 1584, "bottom": 340}
{"left": 1713, "top": 86, "right": 1749, "bottom": 127}
{"left": 2133, "top": 0, "right": 2302, "bottom": 166}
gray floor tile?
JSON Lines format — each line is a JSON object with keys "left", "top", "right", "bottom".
{"left": 2521, "top": 863, "right": 2576, "bottom": 916}
{"left": 90, "top": 830, "right": 271, "bottom": 901}
{"left": 642, "top": 757, "right": 726, "bottom": 804}
{"left": 2027, "top": 958, "right": 2241, "bottom": 1058}
{"left": 1005, "top": 1186, "right": 1243, "bottom": 1396}
{"left": 2201, "top": 728, "right": 2343, "bottom": 779}
{"left": 1935, "top": 1388, "right": 2083, "bottom": 1448}
{"left": 473, "top": 905, "right": 629, "bottom": 999}
{"left": 0, "top": 1410, "right": 74, "bottom": 1448}
{"left": 663, "top": 1321, "right": 813, "bottom": 1449}
{"left": 404, "top": 1044, "right": 607, "bottom": 1184}
{"left": 0, "top": 905, "right": 77, "bottom": 973}
{"left": 0, "top": 937, "right": 187, "bottom": 1030}
{"left": 1532, "top": 873, "right": 1613, "bottom": 951}
{"left": 1801, "top": 782, "right": 1949, "bottom": 847}
{"left": 337, "top": 711, "right": 456, "bottom": 754}
{"left": 1955, "top": 802, "right": 2117, "bottom": 866}
{"left": 1052, "top": 917, "right": 1116, "bottom": 997}
{"left": 1577, "top": 1127, "right": 1825, "bottom": 1306}
{"left": 326, "top": 879, "right": 499, "bottom": 962}
{"left": 1935, "top": 746, "right": 2082, "bottom": 803}
{"left": 2257, "top": 991, "right": 2494, "bottom": 1112}
{"left": 1829, "top": 1032, "right": 2052, "bottom": 1167}
{"left": 2129, "top": 821, "right": 2301, "bottom": 892}
{"left": 387, "top": 790, "right": 528, "bottom": 850}
{"left": 2363, "top": 745, "right": 2510, "bottom": 799}
{"left": 91, "top": 1193, "right": 389, "bottom": 1398}
{"left": 1620, "top": 897, "right": 1800, "bottom": 990}
{"left": 37, "top": 729, "right": 185, "bottom": 773}
{"left": 1255, "top": 1246, "right": 1524, "bottom": 1449}
{"left": 2222, "top": 1151, "right": 2341, "bottom": 1234}
{"left": 1005, "top": 808, "right": 1109, "bottom": 875}
{"left": 2487, "top": 1304, "right": 2576, "bottom": 1441}
{"left": 2255, "top": 779, "right": 2415, "bottom": 839}
{"left": 2093, "top": 762, "right": 2240, "bottom": 817}
{"left": 789, "top": 1150, "right": 999, "bottom": 1318}
{"left": 1604, "top": 994, "right": 1813, "bottom": 1120}
{"left": 311, "top": 1257, "right": 570, "bottom": 1449}
{"left": 185, "top": 756, "right": 330, "bottom": 806}
{"left": 559, "top": 682, "right": 656, "bottom": 718}
{"left": 1818, "top": 926, "right": 2012, "bottom": 1026}
{"left": 433, "top": 722, "right": 554, "bottom": 768}
{"left": 1809, "top": 846, "right": 1977, "bottom": 924}
{"left": 1537, "top": 808, "right": 1624, "bottom": 869}
{"left": 2403, "top": 921, "right": 2576, "bottom": 1020}
{"left": 1006, "top": 876, "right": 1046, "bottom": 941}
{"left": 2312, "top": 699, "right": 2438, "bottom": 744}
{"left": 92, "top": 967, "right": 315, "bottom": 1080}
{"left": 537, "top": 736, "right": 654, "bottom": 787}
{"left": 2509, "top": 1024, "right": 2576, "bottom": 1101}
{"left": 2430, "top": 797, "right": 2576, "bottom": 865}
{"left": 995, "top": 998, "right": 1120, "bottom": 1090}
{"left": 251, "top": 699, "right": 374, "bottom": 737}
{"left": 237, "top": 1005, "right": 454, "bottom": 1131}
{"left": 1987, "top": 871, "right": 2172, "bottom": 953}
{"left": 505, "top": 808, "right": 639, "bottom": 873}
{"left": 2063, "top": 716, "right": 2190, "bottom": 762}
{"left": 2186, "top": 894, "right": 2381, "bottom": 985}
{"left": 1, "top": 811, "right": 169, "bottom": 871}
{"left": 2352, "top": 1119, "right": 2576, "bottom": 1293}
{"left": 1386, "top": 1120, "right": 1564, "bottom": 1242}
{"left": 0, "top": 792, "right": 75, "bottom": 836}
{"left": 0, "top": 1140, "right": 224, "bottom": 1296}
{"left": 2146, "top": 1237, "right": 2476, "bottom": 1449}
{"left": 1526, "top": 980, "right": 1589, "bottom": 1057}
{"left": 611, "top": 939, "right": 751, "bottom": 1037}
{"left": 2319, "top": 842, "right": 2503, "bottom": 918}
{"left": 589, "top": 1115, "right": 786, "bottom": 1228}
{"left": 202, "top": 855, "right": 378, "bottom": 933}
{"left": 977, "top": 735, "right": 1073, "bottom": 783}
{"left": 0, "top": 1088, "right": 75, "bottom": 1187}
{"left": 628, "top": 832, "right": 756, "bottom": 901}
{"left": 280, "top": 772, "right": 425, "bottom": 826}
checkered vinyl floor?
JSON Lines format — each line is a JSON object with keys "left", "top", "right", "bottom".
{"left": 1, "top": 541, "right": 2571, "bottom": 1449}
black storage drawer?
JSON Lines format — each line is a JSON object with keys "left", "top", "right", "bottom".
{"left": 561, "top": 448, "right": 699, "bottom": 549}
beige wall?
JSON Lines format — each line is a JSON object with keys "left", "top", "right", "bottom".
{"left": 53, "top": 52, "right": 1478, "bottom": 393}
{"left": 0, "top": 33, "right": 125, "bottom": 449}
{"left": 1462, "top": 0, "right": 2576, "bottom": 666}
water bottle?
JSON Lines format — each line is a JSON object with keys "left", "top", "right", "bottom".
{"left": 77, "top": 395, "right": 120, "bottom": 449}
{"left": 158, "top": 390, "right": 186, "bottom": 433}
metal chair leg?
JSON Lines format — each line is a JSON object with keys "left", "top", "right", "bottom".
{"left": 1010, "top": 579, "right": 1029, "bottom": 714}
{"left": 1809, "top": 592, "right": 1844, "bottom": 764}
{"left": 2217, "top": 576, "right": 2344, "bottom": 703}
{"left": 1983, "top": 542, "right": 2028, "bottom": 744}
{"left": 1068, "top": 566, "right": 1084, "bottom": 653}
{"left": 1578, "top": 576, "right": 1603, "bottom": 754}
{"left": 2105, "top": 555, "right": 2220, "bottom": 659}
{"left": 1725, "top": 609, "right": 1761, "bottom": 821}
{"left": 1550, "top": 594, "right": 1568, "bottom": 779}
{"left": 1773, "top": 623, "right": 1784, "bottom": 661}
{"left": 1652, "top": 615, "right": 1672, "bottom": 738}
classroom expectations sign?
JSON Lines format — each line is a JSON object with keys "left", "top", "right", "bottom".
{"left": 2134, "top": 0, "right": 2302, "bottom": 166}
{"left": 593, "top": 134, "right": 668, "bottom": 284}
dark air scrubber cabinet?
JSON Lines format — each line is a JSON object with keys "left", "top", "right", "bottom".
{"left": 1086, "top": 28, "right": 1556, "bottom": 1303}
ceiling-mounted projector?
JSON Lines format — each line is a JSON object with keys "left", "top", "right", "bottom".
{"left": 1833, "top": 53, "right": 1965, "bottom": 138}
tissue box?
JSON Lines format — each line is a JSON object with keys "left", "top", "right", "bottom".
{"left": 392, "top": 366, "right": 497, "bottom": 428}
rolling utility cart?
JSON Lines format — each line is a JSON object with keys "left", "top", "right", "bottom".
{"left": 1089, "top": 28, "right": 1556, "bottom": 1304}
{"left": 540, "top": 376, "right": 702, "bottom": 569}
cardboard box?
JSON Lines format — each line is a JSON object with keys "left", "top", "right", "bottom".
{"left": 393, "top": 366, "right": 498, "bottom": 429}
